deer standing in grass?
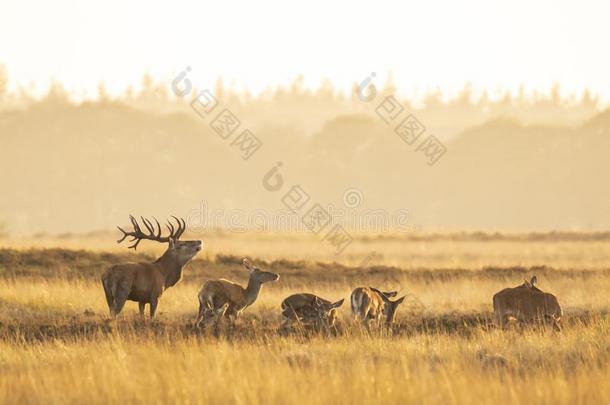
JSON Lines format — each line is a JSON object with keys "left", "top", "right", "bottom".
{"left": 101, "top": 215, "right": 202, "bottom": 319}
{"left": 351, "top": 287, "right": 405, "bottom": 326}
{"left": 493, "top": 276, "right": 563, "bottom": 331}
{"left": 281, "top": 293, "right": 345, "bottom": 329}
{"left": 195, "top": 258, "right": 279, "bottom": 327}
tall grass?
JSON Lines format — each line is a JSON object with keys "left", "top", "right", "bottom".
{"left": 0, "top": 239, "right": 609, "bottom": 404}
{"left": 1, "top": 323, "right": 608, "bottom": 404}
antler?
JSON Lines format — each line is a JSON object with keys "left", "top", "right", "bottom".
{"left": 167, "top": 215, "right": 186, "bottom": 240}
{"left": 117, "top": 215, "right": 186, "bottom": 249}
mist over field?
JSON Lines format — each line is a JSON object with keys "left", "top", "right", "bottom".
{"left": 1, "top": 69, "right": 608, "bottom": 235}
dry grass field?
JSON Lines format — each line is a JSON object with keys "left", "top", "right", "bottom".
{"left": 0, "top": 233, "right": 609, "bottom": 404}
{"left": 3, "top": 2, "right": 610, "bottom": 404}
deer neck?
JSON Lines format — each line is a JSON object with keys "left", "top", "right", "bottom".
{"left": 244, "top": 276, "right": 264, "bottom": 307}
{"left": 155, "top": 251, "right": 185, "bottom": 288}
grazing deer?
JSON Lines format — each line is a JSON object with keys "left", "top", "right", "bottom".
{"left": 196, "top": 303, "right": 229, "bottom": 328}
{"left": 351, "top": 287, "right": 405, "bottom": 326}
{"left": 101, "top": 215, "right": 202, "bottom": 319}
{"left": 281, "top": 293, "right": 345, "bottom": 329}
{"left": 493, "top": 276, "right": 563, "bottom": 331}
{"left": 196, "top": 258, "right": 279, "bottom": 327}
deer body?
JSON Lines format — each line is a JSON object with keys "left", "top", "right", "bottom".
{"left": 200, "top": 278, "right": 263, "bottom": 317}
{"left": 281, "top": 293, "right": 344, "bottom": 328}
{"left": 351, "top": 287, "right": 404, "bottom": 325}
{"left": 102, "top": 255, "right": 184, "bottom": 315}
{"left": 493, "top": 276, "right": 563, "bottom": 331}
{"left": 196, "top": 259, "right": 278, "bottom": 327}
{"left": 102, "top": 216, "right": 201, "bottom": 319}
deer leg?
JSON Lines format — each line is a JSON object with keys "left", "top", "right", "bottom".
{"left": 138, "top": 302, "right": 146, "bottom": 320}
{"left": 544, "top": 314, "right": 562, "bottom": 332}
{"left": 149, "top": 296, "right": 159, "bottom": 319}
{"left": 358, "top": 299, "right": 372, "bottom": 325}
{"left": 290, "top": 307, "right": 301, "bottom": 329}
{"left": 553, "top": 317, "right": 562, "bottom": 332}
{"left": 494, "top": 310, "right": 504, "bottom": 329}
{"left": 373, "top": 314, "right": 379, "bottom": 328}
{"left": 358, "top": 313, "right": 371, "bottom": 333}
{"left": 361, "top": 308, "right": 371, "bottom": 328}
{"left": 495, "top": 311, "right": 506, "bottom": 329}
{"left": 101, "top": 276, "right": 115, "bottom": 316}
{"left": 195, "top": 301, "right": 207, "bottom": 328}
{"left": 350, "top": 306, "right": 356, "bottom": 320}
{"left": 112, "top": 285, "right": 130, "bottom": 317}
{"left": 214, "top": 309, "right": 224, "bottom": 327}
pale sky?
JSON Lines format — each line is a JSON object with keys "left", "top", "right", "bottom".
{"left": 1, "top": 0, "right": 609, "bottom": 102}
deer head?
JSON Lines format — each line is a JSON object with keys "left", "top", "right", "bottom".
{"left": 117, "top": 215, "right": 202, "bottom": 265}
{"left": 242, "top": 258, "right": 279, "bottom": 283}
{"left": 312, "top": 297, "right": 344, "bottom": 326}
{"left": 371, "top": 288, "right": 405, "bottom": 324}
{"left": 197, "top": 303, "right": 229, "bottom": 328}
{"left": 382, "top": 295, "right": 405, "bottom": 324}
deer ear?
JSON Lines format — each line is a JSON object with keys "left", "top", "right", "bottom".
{"left": 530, "top": 276, "right": 538, "bottom": 286}
{"left": 394, "top": 296, "right": 406, "bottom": 305}
{"left": 242, "top": 258, "right": 254, "bottom": 272}
{"left": 523, "top": 278, "right": 532, "bottom": 288}
{"left": 168, "top": 238, "right": 176, "bottom": 248}
{"left": 331, "top": 299, "right": 344, "bottom": 308}
{"left": 377, "top": 291, "right": 392, "bottom": 303}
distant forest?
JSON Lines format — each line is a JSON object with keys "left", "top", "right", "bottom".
{"left": 1, "top": 64, "right": 609, "bottom": 235}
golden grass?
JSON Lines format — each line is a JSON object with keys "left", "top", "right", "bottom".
{"left": 1, "top": 323, "right": 608, "bottom": 404}
{"left": 1, "top": 271, "right": 608, "bottom": 321}
{"left": 1, "top": 237, "right": 609, "bottom": 404}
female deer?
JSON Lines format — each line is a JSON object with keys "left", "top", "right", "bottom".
{"left": 196, "top": 258, "right": 279, "bottom": 327}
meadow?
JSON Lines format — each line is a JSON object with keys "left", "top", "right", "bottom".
{"left": 0, "top": 232, "right": 609, "bottom": 404}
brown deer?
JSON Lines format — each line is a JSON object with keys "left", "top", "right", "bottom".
{"left": 280, "top": 293, "right": 345, "bottom": 329}
{"left": 493, "top": 276, "right": 563, "bottom": 331}
{"left": 101, "top": 215, "right": 202, "bottom": 319}
{"left": 196, "top": 303, "right": 229, "bottom": 328}
{"left": 195, "top": 258, "right": 279, "bottom": 327}
{"left": 351, "top": 287, "right": 405, "bottom": 326}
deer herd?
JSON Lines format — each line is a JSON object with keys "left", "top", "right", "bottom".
{"left": 102, "top": 216, "right": 564, "bottom": 332}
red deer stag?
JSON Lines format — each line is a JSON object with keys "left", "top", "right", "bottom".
{"left": 195, "top": 258, "right": 279, "bottom": 327}
{"left": 102, "top": 215, "right": 202, "bottom": 319}
{"left": 493, "top": 276, "right": 563, "bottom": 331}
{"left": 281, "top": 293, "right": 345, "bottom": 329}
{"left": 351, "top": 287, "right": 405, "bottom": 326}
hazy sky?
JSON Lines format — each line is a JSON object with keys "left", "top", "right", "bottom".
{"left": 1, "top": 0, "right": 609, "bottom": 102}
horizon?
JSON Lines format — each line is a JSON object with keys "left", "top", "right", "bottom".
{"left": 1, "top": 66, "right": 607, "bottom": 108}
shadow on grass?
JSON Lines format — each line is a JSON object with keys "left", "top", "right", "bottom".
{"left": 2, "top": 308, "right": 606, "bottom": 344}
